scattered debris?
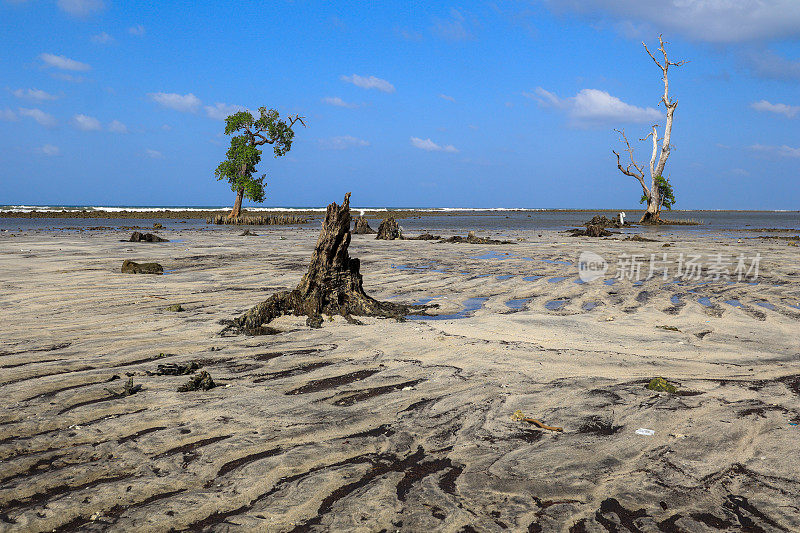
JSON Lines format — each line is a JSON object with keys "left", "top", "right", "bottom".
{"left": 656, "top": 325, "right": 680, "bottom": 332}
{"left": 646, "top": 377, "right": 679, "bottom": 393}
{"left": 635, "top": 428, "right": 655, "bottom": 436}
{"left": 165, "top": 304, "right": 184, "bottom": 312}
{"left": 511, "top": 409, "right": 563, "bottom": 432}
{"left": 585, "top": 214, "right": 628, "bottom": 228}
{"left": 440, "top": 231, "right": 514, "bottom": 244}
{"left": 695, "top": 330, "right": 712, "bottom": 340}
{"left": 178, "top": 371, "right": 216, "bottom": 392}
{"left": 104, "top": 377, "right": 142, "bottom": 398}
{"left": 567, "top": 225, "right": 613, "bottom": 238}
{"left": 156, "top": 361, "right": 201, "bottom": 375}
{"left": 405, "top": 232, "right": 440, "bottom": 240}
{"left": 239, "top": 229, "right": 258, "bottom": 236}
{"left": 624, "top": 234, "right": 658, "bottom": 242}
{"left": 121, "top": 260, "right": 163, "bottom": 274}
{"left": 153, "top": 223, "right": 163, "bottom": 229}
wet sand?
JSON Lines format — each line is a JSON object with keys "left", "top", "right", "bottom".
{"left": 1, "top": 225, "right": 799, "bottom": 531}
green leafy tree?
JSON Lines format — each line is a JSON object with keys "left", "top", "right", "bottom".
{"left": 640, "top": 175, "right": 675, "bottom": 211}
{"left": 215, "top": 107, "right": 306, "bottom": 218}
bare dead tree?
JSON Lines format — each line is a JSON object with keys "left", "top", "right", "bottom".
{"left": 613, "top": 35, "right": 686, "bottom": 224}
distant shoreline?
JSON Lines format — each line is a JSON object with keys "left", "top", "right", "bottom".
{"left": 0, "top": 207, "right": 795, "bottom": 219}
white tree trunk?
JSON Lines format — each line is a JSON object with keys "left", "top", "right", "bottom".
{"left": 614, "top": 36, "right": 685, "bottom": 224}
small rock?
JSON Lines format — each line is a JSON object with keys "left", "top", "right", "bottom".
{"left": 128, "top": 232, "right": 168, "bottom": 243}
{"left": 165, "top": 304, "right": 184, "bottom": 312}
{"left": 178, "top": 371, "right": 216, "bottom": 392}
{"left": 121, "top": 260, "right": 163, "bottom": 274}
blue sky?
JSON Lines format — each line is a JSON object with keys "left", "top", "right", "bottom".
{"left": 1, "top": 0, "right": 798, "bottom": 209}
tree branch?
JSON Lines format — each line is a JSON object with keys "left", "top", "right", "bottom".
{"left": 613, "top": 129, "right": 649, "bottom": 196}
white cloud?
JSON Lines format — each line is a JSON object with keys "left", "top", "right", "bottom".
{"left": 439, "top": 94, "right": 456, "bottom": 103}
{"left": 91, "top": 32, "right": 114, "bottom": 44}
{"left": 161, "top": 124, "right": 172, "bottom": 131}
{"left": 340, "top": 74, "right": 395, "bottom": 93}
{"left": 19, "top": 108, "right": 57, "bottom": 128}
{"left": 52, "top": 73, "right": 85, "bottom": 83}
{"left": 742, "top": 50, "right": 800, "bottom": 81}
{"left": 322, "top": 96, "right": 358, "bottom": 109}
{"left": 0, "top": 108, "right": 18, "bottom": 121}
{"left": 12, "top": 88, "right": 58, "bottom": 101}
{"left": 40, "top": 53, "right": 90, "bottom": 72}
{"left": 148, "top": 92, "right": 201, "bottom": 113}
{"left": 432, "top": 8, "right": 476, "bottom": 41}
{"left": 751, "top": 100, "right": 799, "bottom": 118}
{"left": 108, "top": 120, "right": 128, "bottom": 133}
{"left": 544, "top": 1, "right": 800, "bottom": 43}
{"left": 318, "top": 135, "right": 370, "bottom": 150}
{"left": 145, "top": 149, "right": 164, "bottom": 159}
{"left": 72, "top": 114, "right": 101, "bottom": 131}
{"left": 529, "top": 87, "right": 661, "bottom": 126}
{"left": 204, "top": 102, "right": 248, "bottom": 120}
{"left": 749, "top": 144, "right": 800, "bottom": 158}
{"left": 128, "top": 24, "right": 145, "bottom": 36}
{"left": 38, "top": 144, "right": 60, "bottom": 156}
{"left": 57, "top": 0, "right": 104, "bottom": 16}
{"left": 410, "top": 137, "right": 458, "bottom": 153}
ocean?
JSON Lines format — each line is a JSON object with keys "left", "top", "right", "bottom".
{"left": 0, "top": 205, "right": 798, "bottom": 236}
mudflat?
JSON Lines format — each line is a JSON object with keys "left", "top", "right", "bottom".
{"left": 1, "top": 225, "right": 799, "bottom": 531}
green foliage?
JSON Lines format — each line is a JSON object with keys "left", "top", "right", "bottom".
{"left": 215, "top": 107, "right": 304, "bottom": 205}
{"left": 640, "top": 175, "right": 676, "bottom": 210}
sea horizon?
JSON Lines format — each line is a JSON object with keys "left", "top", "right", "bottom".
{"left": 1, "top": 204, "right": 797, "bottom": 213}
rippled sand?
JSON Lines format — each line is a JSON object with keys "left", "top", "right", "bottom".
{"left": 1, "top": 225, "right": 799, "bottom": 531}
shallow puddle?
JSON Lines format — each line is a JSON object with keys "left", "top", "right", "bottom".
{"left": 496, "top": 275, "right": 514, "bottom": 280}
{"left": 474, "top": 251, "right": 511, "bottom": 260}
{"left": 407, "top": 297, "right": 488, "bottom": 321}
{"left": 604, "top": 279, "right": 616, "bottom": 286}
{"left": 670, "top": 295, "right": 681, "bottom": 305}
{"left": 545, "top": 299, "right": 569, "bottom": 311}
{"left": 522, "top": 275, "right": 542, "bottom": 282}
{"left": 547, "top": 277, "right": 567, "bottom": 283}
{"left": 755, "top": 301, "right": 776, "bottom": 310}
{"left": 724, "top": 299, "right": 744, "bottom": 307}
{"left": 698, "top": 297, "right": 713, "bottom": 307}
{"left": 582, "top": 301, "right": 598, "bottom": 311}
{"left": 505, "top": 298, "right": 529, "bottom": 310}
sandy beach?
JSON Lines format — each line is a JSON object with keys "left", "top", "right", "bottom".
{"left": 0, "top": 222, "right": 798, "bottom": 532}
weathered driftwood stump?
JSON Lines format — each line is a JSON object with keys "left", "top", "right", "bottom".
{"left": 353, "top": 215, "right": 376, "bottom": 234}
{"left": 376, "top": 217, "right": 401, "bottom": 240}
{"left": 234, "top": 193, "right": 416, "bottom": 332}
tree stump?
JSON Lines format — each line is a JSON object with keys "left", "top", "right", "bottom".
{"left": 233, "top": 193, "right": 418, "bottom": 332}
{"left": 376, "top": 217, "right": 401, "bottom": 240}
{"left": 353, "top": 216, "right": 376, "bottom": 234}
